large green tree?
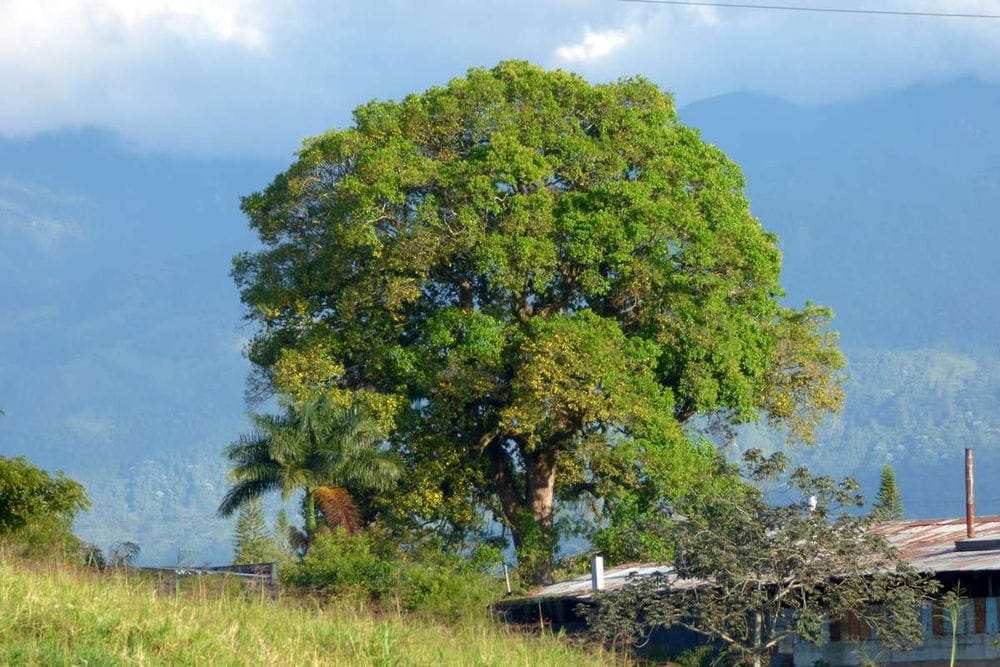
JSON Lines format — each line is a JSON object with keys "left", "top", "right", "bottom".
{"left": 233, "top": 61, "right": 843, "bottom": 583}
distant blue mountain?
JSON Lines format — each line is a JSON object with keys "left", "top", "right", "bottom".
{"left": 684, "top": 79, "right": 1000, "bottom": 518}
{"left": 685, "top": 79, "right": 1000, "bottom": 348}
{"left": 0, "top": 128, "right": 283, "bottom": 562}
{"left": 2, "top": 80, "right": 1000, "bottom": 562}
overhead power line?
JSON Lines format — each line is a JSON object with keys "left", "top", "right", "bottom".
{"left": 619, "top": 0, "right": 1000, "bottom": 19}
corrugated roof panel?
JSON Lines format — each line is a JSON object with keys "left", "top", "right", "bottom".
{"left": 872, "top": 515, "right": 1000, "bottom": 572}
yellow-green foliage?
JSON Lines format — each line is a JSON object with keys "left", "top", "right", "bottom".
{"left": 0, "top": 557, "right": 618, "bottom": 666}
{"left": 282, "top": 531, "right": 502, "bottom": 622}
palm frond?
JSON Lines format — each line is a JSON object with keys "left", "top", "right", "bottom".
{"left": 312, "top": 485, "right": 362, "bottom": 535}
{"left": 278, "top": 465, "right": 315, "bottom": 500}
{"left": 315, "top": 403, "right": 401, "bottom": 491}
{"left": 217, "top": 476, "right": 282, "bottom": 518}
{"left": 223, "top": 430, "right": 271, "bottom": 463}
{"left": 268, "top": 426, "right": 306, "bottom": 463}
{"left": 331, "top": 448, "right": 401, "bottom": 492}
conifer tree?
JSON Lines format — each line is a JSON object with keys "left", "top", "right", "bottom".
{"left": 873, "top": 464, "right": 904, "bottom": 521}
{"left": 232, "top": 498, "right": 277, "bottom": 564}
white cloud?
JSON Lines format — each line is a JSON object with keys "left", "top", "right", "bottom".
{"left": 0, "top": 0, "right": 268, "bottom": 54}
{"left": 555, "top": 26, "right": 639, "bottom": 63}
{"left": 0, "top": 0, "right": 274, "bottom": 152}
{"left": 1, "top": 0, "right": 1000, "bottom": 155}
{"left": 0, "top": 213, "right": 83, "bottom": 250}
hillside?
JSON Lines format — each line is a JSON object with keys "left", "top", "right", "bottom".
{"left": 0, "top": 129, "right": 280, "bottom": 562}
{"left": 0, "top": 557, "right": 613, "bottom": 665}
{"left": 2, "top": 80, "right": 1000, "bottom": 562}
{"left": 683, "top": 79, "right": 1000, "bottom": 514}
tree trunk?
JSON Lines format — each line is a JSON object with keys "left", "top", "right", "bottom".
{"left": 752, "top": 612, "right": 763, "bottom": 667}
{"left": 486, "top": 438, "right": 560, "bottom": 587}
{"left": 521, "top": 450, "right": 558, "bottom": 586}
{"left": 304, "top": 489, "right": 318, "bottom": 538}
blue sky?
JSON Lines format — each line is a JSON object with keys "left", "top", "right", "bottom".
{"left": 2, "top": 1, "right": 1000, "bottom": 156}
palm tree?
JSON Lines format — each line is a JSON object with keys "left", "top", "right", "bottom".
{"left": 217, "top": 396, "right": 400, "bottom": 543}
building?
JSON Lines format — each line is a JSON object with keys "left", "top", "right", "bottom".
{"left": 504, "top": 517, "right": 1000, "bottom": 666}
{"left": 801, "top": 515, "right": 1000, "bottom": 666}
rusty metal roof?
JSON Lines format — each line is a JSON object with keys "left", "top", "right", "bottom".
{"left": 873, "top": 515, "right": 1000, "bottom": 572}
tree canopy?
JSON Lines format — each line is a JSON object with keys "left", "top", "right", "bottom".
{"left": 233, "top": 60, "right": 844, "bottom": 583}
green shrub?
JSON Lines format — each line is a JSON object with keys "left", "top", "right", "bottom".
{"left": 282, "top": 530, "right": 503, "bottom": 620}
{"left": 0, "top": 455, "right": 90, "bottom": 560}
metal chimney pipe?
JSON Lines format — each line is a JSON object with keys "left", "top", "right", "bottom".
{"left": 591, "top": 555, "right": 605, "bottom": 591}
{"left": 966, "top": 448, "right": 976, "bottom": 539}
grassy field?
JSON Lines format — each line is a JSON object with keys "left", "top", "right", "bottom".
{"left": 0, "top": 557, "right": 621, "bottom": 666}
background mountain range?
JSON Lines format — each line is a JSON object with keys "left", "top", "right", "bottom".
{"left": 2, "top": 79, "right": 999, "bottom": 563}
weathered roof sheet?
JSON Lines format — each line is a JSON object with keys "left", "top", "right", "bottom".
{"left": 531, "top": 516, "right": 1000, "bottom": 599}
{"left": 533, "top": 562, "right": 678, "bottom": 599}
{"left": 873, "top": 515, "right": 1000, "bottom": 572}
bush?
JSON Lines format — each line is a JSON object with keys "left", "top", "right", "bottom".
{"left": 0, "top": 455, "right": 89, "bottom": 560}
{"left": 282, "top": 530, "right": 503, "bottom": 620}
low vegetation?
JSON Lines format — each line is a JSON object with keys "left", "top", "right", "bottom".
{"left": 282, "top": 530, "right": 504, "bottom": 622}
{"left": 0, "top": 556, "right": 619, "bottom": 666}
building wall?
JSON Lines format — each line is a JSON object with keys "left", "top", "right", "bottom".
{"left": 794, "top": 600, "right": 1000, "bottom": 666}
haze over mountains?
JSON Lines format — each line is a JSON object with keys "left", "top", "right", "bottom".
{"left": 2, "top": 79, "right": 999, "bottom": 563}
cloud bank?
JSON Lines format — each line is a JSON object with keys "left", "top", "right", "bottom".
{"left": 2, "top": 0, "right": 999, "bottom": 156}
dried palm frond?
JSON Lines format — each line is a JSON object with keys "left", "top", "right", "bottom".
{"left": 312, "top": 485, "right": 362, "bottom": 535}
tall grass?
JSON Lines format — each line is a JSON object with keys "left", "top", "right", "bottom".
{"left": 0, "top": 556, "right": 620, "bottom": 666}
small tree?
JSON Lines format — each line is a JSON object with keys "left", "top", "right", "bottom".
{"left": 218, "top": 395, "right": 400, "bottom": 548}
{"left": 232, "top": 498, "right": 278, "bottom": 564}
{"left": 0, "top": 455, "right": 89, "bottom": 556}
{"left": 585, "top": 451, "right": 936, "bottom": 667}
{"left": 936, "top": 587, "right": 966, "bottom": 667}
{"left": 873, "top": 464, "right": 904, "bottom": 521}
{"left": 108, "top": 541, "right": 141, "bottom": 566}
